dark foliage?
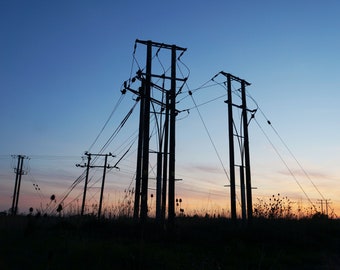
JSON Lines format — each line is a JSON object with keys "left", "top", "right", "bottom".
{"left": 1, "top": 215, "right": 340, "bottom": 269}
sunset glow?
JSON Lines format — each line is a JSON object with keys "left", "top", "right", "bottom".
{"left": 1, "top": 1, "right": 340, "bottom": 218}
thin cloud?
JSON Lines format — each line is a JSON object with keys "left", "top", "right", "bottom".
{"left": 181, "top": 163, "right": 224, "bottom": 175}
{"left": 277, "top": 169, "right": 336, "bottom": 180}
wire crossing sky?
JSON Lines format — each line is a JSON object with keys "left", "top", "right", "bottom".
{"left": 1, "top": 1, "right": 340, "bottom": 216}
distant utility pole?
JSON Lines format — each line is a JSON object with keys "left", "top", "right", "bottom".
{"left": 11, "top": 155, "right": 29, "bottom": 215}
{"left": 76, "top": 152, "right": 115, "bottom": 218}
{"left": 317, "top": 199, "right": 331, "bottom": 216}
{"left": 219, "top": 71, "right": 254, "bottom": 223}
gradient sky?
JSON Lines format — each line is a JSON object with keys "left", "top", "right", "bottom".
{"left": 1, "top": 0, "right": 340, "bottom": 216}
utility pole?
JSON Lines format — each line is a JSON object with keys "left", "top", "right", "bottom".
{"left": 11, "top": 155, "right": 28, "bottom": 215}
{"left": 76, "top": 152, "right": 115, "bottom": 217}
{"left": 239, "top": 165, "right": 246, "bottom": 221}
{"left": 226, "top": 73, "right": 237, "bottom": 221}
{"left": 140, "top": 41, "right": 152, "bottom": 223}
{"left": 133, "top": 85, "right": 144, "bottom": 220}
{"left": 161, "top": 92, "right": 170, "bottom": 221}
{"left": 97, "top": 153, "right": 113, "bottom": 219}
{"left": 241, "top": 79, "right": 253, "bottom": 222}
{"left": 168, "top": 45, "right": 177, "bottom": 227}
{"left": 220, "top": 71, "right": 253, "bottom": 223}
{"left": 77, "top": 152, "right": 91, "bottom": 216}
{"left": 124, "top": 39, "right": 187, "bottom": 224}
{"left": 317, "top": 199, "right": 331, "bottom": 216}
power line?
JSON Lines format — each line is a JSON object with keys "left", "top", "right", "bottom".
{"left": 88, "top": 93, "right": 125, "bottom": 152}
{"left": 189, "top": 92, "right": 230, "bottom": 182}
{"left": 253, "top": 118, "right": 317, "bottom": 212}
{"left": 248, "top": 93, "right": 330, "bottom": 211}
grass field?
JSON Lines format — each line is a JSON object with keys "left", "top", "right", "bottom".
{"left": 1, "top": 215, "right": 340, "bottom": 269}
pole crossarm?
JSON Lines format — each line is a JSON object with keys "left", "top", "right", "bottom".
{"left": 219, "top": 71, "right": 251, "bottom": 86}
{"left": 138, "top": 72, "right": 187, "bottom": 82}
{"left": 124, "top": 86, "right": 182, "bottom": 115}
{"left": 136, "top": 39, "right": 187, "bottom": 51}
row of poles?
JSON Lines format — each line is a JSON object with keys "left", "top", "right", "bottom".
{"left": 10, "top": 40, "right": 254, "bottom": 225}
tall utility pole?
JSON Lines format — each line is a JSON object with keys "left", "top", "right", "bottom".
{"left": 161, "top": 92, "right": 170, "bottom": 221}
{"left": 140, "top": 41, "right": 152, "bottom": 222}
{"left": 11, "top": 155, "right": 28, "bottom": 215}
{"left": 241, "top": 79, "right": 253, "bottom": 222}
{"left": 220, "top": 71, "right": 253, "bottom": 223}
{"left": 226, "top": 73, "right": 237, "bottom": 221}
{"left": 77, "top": 152, "right": 91, "bottom": 216}
{"left": 168, "top": 45, "right": 177, "bottom": 226}
{"left": 125, "top": 39, "right": 187, "bottom": 224}
{"left": 76, "top": 152, "right": 115, "bottom": 217}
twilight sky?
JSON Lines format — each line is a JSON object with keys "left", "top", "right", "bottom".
{"left": 1, "top": 0, "right": 340, "bottom": 216}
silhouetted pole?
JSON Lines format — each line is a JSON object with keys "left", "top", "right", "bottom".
{"left": 14, "top": 156, "right": 25, "bottom": 215}
{"left": 241, "top": 80, "right": 253, "bottom": 222}
{"left": 128, "top": 39, "right": 186, "bottom": 224}
{"left": 133, "top": 85, "right": 145, "bottom": 220}
{"left": 98, "top": 153, "right": 110, "bottom": 219}
{"left": 239, "top": 165, "right": 246, "bottom": 221}
{"left": 11, "top": 155, "right": 21, "bottom": 215}
{"left": 77, "top": 152, "right": 114, "bottom": 217}
{"left": 140, "top": 40, "right": 152, "bottom": 222}
{"left": 168, "top": 45, "right": 177, "bottom": 226}
{"left": 161, "top": 92, "right": 169, "bottom": 221}
{"left": 11, "top": 155, "right": 27, "bottom": 215}
{"left": 80, "top": 153, "right": 91, "bottom": 216}
{"left": 227, "top": 74, "right": 237, "bottom": 221}
{"left": 325, "top": 200, "right": 330, "bottom": 216}
{"left": 317, "top": 199, "right": 331, "bottom": 216}
{"left": 156, "top": 151, "right": 162, "bottom": 219}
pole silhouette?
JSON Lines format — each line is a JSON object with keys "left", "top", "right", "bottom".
{"left": 125, "top": 39, "right": 187, "bottom": 224}
{"left": 76, "top": 152, "right": 114, "bottom": 217}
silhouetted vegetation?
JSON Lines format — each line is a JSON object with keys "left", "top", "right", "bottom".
{"left": 1, "top": 214, "right": 340, "bottom": 269}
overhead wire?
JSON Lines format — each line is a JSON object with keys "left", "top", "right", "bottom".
{"left": 253, "top": 117, "right": 318, "bottom": 212}
{"left": 97, "top": 100, "right": 139, "bottom": 156}
{"left": 88, "top": 93, "right": 125, "bottom": 152}
{"left": 247, "top": 92, "right": 331, "bottom": 213}
{"left": 189, "top": 93, "right": 230, "bottom": 182}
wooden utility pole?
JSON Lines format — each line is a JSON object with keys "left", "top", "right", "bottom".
{"left": 97, "top": 153, "right": 112, "bottom": 219}
{"left": 168, "top": 45, "right": 177, "bottom": 226}
{"left": 317, "top": 199, "right": 331, "bottom": 216}
{"left": 133, "top": 85, "right": 145, "bottom": 220}
{"left": 11, "top": 155, "right": 28, "bottom": 215}
{"left": 77, "top": 152, "right": 91, "bottom": 216}
{"left": 76, "top": 152, "right": 115, "bottom": 217}
{"left": 140, "top": 41, "right": 152, "bottom": 222}
{"left": 241, "top": 80, "right": 253, "bottom": 222}
{"left": 125, "top": 39, "right": 187, "bottom": 224}
{"left": 220, "top": 72, "right": 252, "bottom": 222}
{"left": 161, "top": 92, "right": 170, "bottom": 221}
{"left": 226, "top": 73, "right": 237, "bottom": 221}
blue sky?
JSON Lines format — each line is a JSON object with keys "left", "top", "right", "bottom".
{"left": 1, "top": 0, "right": 340, "bottom": 215}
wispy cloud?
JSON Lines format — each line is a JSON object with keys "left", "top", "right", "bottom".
{"left": 277, "top": 169, "right": 337, "bottom": 181}
{"left": 181, "top": 163, "right": 224, "bottom": 175}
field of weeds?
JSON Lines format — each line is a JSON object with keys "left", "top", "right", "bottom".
{"left": 1, "top": 215, "right": 340, "bottom": 269}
